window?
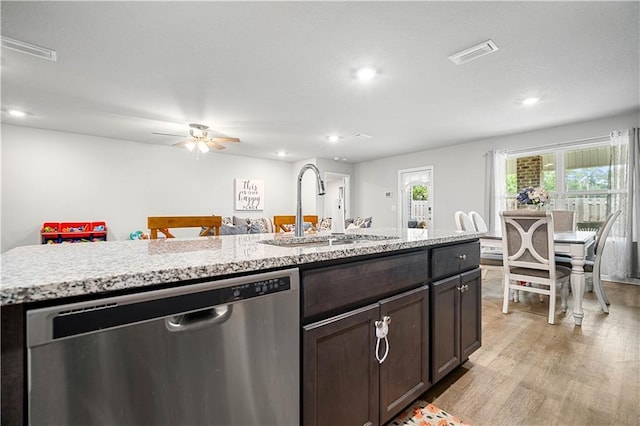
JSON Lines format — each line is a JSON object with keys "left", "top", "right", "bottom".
{"left": 412, "top": 185, "right": 429, "bottom": 201}
{"left": 503, "top": 140, "right": 622, "bottom": 230}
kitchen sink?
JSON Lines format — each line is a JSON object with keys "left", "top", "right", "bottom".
{"left": 259, "top": 234, "right": 399, "bottom": 248}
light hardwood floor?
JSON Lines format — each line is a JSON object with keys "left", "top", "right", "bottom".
{"left": 421, "top": 271, "right": 640, "bottom": 426}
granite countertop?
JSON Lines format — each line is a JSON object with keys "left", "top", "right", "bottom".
{"left": 0, "top": 228, "right": 482, "bottom": 306}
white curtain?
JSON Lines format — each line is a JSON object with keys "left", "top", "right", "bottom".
{"left": 605, "top": 128, "right": 639, "bottom": 279}
{"left": 487, "top": 149, "right": 508, "bottom": 233}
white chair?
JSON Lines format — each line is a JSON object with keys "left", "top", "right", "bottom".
{"left": 454, "top": 211, "right": 475, "bottom": 231}
{"left": 470, "top": 211, "right": 502, "bottom": 279}
{"left": 551, "top": 209, "right": 577, "bottom": 232}
{"left": 469, "top": 211, "right": 488, "bottom": 232}
{"left": 556, "top": 210, "right": 621, "bottom": 313}
{"left": 501, "top": 210, "right": 572, "bottom": 325}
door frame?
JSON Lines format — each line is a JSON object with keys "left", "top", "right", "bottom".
{"left": 397, "top": 166, "right": 434, "bottom": 230}
{"left": 324, "top": 172, "right": 351, "bottom": 219}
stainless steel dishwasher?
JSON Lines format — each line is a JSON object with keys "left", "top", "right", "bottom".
{"left": 27, "top": 268, "right": 300, "bottom": 426}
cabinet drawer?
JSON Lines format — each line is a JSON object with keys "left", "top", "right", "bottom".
{"left": 302, "top": 251, "right": 429, "bottom": 319}
{"left": 431, "top": 241, "right": 480, "bottom": 280}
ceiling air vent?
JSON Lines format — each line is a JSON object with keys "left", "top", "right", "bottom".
{"left": 448, "top": 40, "right": 498, "bottom": 65}
{"left": 354, "top": 133, "right": 373, "bottom": 140}
{"left": 1, "top": 36, "right": 57, "bottom": 62}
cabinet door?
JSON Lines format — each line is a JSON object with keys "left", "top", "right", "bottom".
{"left": 430, "top": 275, "right": 460, "bottom": 384}
{"left": 303, "top": 304, "right": 380, "bottom": 426}
{"left": 460, "top": 268, "right": 482, "bottom": 360}
{"left": 378, "top": 286, "right": 429, "bottom": 425}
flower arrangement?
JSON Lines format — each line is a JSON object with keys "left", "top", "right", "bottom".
{"left": 516, "top": 186, "right": 549, "bottom": 206}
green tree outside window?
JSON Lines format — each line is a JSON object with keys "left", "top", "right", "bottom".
{"left": 412, "top": 185, "right": 428, "bottom": 201}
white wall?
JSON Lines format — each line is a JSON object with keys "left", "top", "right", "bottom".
{"left": 290, "top": 158, "right": 355, "bottom": 220}
{"left": 355, "top": 110, "right": 640, "bottom": 230}
{"left": 315, "top": 158, "right": 355, "bottom": 219}
{"left": 4, "top": 111, "right": 637, "bottom": 252}
{"left": 1, "top": 125, "right": 294, "bottom": 251}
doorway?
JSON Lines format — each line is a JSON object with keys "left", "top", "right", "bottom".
{"left": 324, "top": 172, "right": 350, "bottom": 219}
{"left": 397, "top": 166, "right": 433, "bottom": 230}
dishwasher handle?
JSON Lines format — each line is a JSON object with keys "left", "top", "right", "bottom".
{"left": 165, "top": 305, "right": 233, "bottom": 332}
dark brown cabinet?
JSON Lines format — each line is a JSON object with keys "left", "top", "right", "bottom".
{"left": 303, "top": 285, "right": 429, "bottom": 426}
{"left": 379, "top": 287, "right": 430, "bottom": 424}
{"left": 303, "top": 304, "right": 380, "bottom": 426}
{"left": 430, "top": 268, "right": 481, "bottom": 384}
{"left": 301, "top": 241, "right": 481, "bottom": 426}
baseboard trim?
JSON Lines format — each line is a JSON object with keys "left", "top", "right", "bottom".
{"left": 602, "top": 275, "right": 640, "bottom": 285}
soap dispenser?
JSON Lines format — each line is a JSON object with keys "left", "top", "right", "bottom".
{"left": 331, "top": 188, "right": 346, "bottom": 234}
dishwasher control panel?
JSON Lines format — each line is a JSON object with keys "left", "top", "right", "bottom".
{"left": 28, "top": 268, "right": 299, "bottom": 345}
{"left": 230, "top": 276, "right": 291, "bottom": 301}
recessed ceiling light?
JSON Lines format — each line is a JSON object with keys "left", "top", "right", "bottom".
{"left": 356, "top": 67, "right": 377, "bottom": 81}
{"left": 277, "top": 151, "right": 287, "bottom": 157}
{"left": 522, "top": 97, "right": 540, "bottom": 106}
{"left": 8, "top": 109, "right": 27, "bottom": 117}
{"left": 327, "top": 135, "right": 342, "bottom": 143}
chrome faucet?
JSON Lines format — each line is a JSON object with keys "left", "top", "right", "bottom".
{"left": 296, "top": 163, "right": 326, "bottom": 237}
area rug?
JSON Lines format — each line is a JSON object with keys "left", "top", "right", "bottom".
{"left": 387, "top": 400, "right": 470, "bottom": 426}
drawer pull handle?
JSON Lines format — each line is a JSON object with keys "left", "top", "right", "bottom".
{"left": 457, "top": 284, "right": 470, "bottom": 293}
{"left": 458, "top": 254, "right": 467, "bottom": 260}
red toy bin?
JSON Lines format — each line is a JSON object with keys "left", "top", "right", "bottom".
{"left": 59, "top": 222, "right": 91, "bottom": 238}
{"left": 41, "top": 222, "right": 60, "bottom": 235}
{"left": 91, "top": 221, "right": 107, "bottom": 236}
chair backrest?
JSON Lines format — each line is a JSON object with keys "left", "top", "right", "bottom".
{"left": 594, "top": 210, "right": 621, "bottom": 256}
{"left": 468, "top": 211, "right": 488, "bottom": 232}
{"left": 147, "top": 216, "right": 222, "bottom": 239}
{"left": 500, "top": 210, "right": 557, "bottom": 277}
{"left": 454, "top": 211, "right": 475, "bottom": 231}
{"left": 273, "top": 215, "right": 319, "bottom": 233}
{"left": 551, "top": 210, "right": 577, "bottom": 232}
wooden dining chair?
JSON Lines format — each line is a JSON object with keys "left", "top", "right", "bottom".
{"left": 273, "top": 215, "right": 319, "bottom": 233}
{"left": 147, "top": 216, "right": 222, "bottom": 239}
{"left": 500, "top": 210, "right": 572, "bottom": 324}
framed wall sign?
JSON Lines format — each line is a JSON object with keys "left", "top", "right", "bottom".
{"left": 235, "top": 178, "right": 264, "bottom": 211}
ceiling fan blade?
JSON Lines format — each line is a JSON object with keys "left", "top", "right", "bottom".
{"left": 205, "top": 141, "right": 226, "bottom": 150}
{"left": 209, "top": 137, "right": 240, "bottom": 143}
{"left": 153, "top": 132, "right": 186, "bottom": 138}
{"left": 172, "top": 140, "right": 192, "bottom": 147}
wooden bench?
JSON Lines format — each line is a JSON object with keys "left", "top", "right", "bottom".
{"left": 147, "top": 216, "right": 222, "bottom": 239}
{"left": 273, "top": 215, "right": 319, "bottom": 233}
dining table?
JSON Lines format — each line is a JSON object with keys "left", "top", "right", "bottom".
{"left": 480, "top": 230, "right": 597, "bottom": 326}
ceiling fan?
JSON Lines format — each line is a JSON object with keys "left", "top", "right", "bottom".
{"left": 153, "top": 123, "right": 240, "bottom": 154}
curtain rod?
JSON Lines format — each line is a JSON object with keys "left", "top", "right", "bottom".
{"left": 507, "top": 135, "right": 609, "bottom": 155}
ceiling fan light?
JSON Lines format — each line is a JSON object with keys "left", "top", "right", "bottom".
{"left": 198, "top": 141, "right": 210, "bottom": 153}
{"left": 8, "top": 109, "right": 27, "bottom": 117}
{"left": 185, "top": 141, "right": 196, "bottom": 151}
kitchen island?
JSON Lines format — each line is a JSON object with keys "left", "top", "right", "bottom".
{"left": 1, "top": 228, "right": 482, "bottom": 425}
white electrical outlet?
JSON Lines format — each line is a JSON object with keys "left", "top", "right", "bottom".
{"left": 391, "top": 205, "right": 396, "bottom": 211}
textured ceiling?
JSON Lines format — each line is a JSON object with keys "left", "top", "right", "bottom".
{"left": 1, "top": 1, "right": 638, "bottom": 163}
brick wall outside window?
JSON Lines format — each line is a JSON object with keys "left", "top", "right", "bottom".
{"left": 516, "top": 156, "right": 542, "bottom": 189}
